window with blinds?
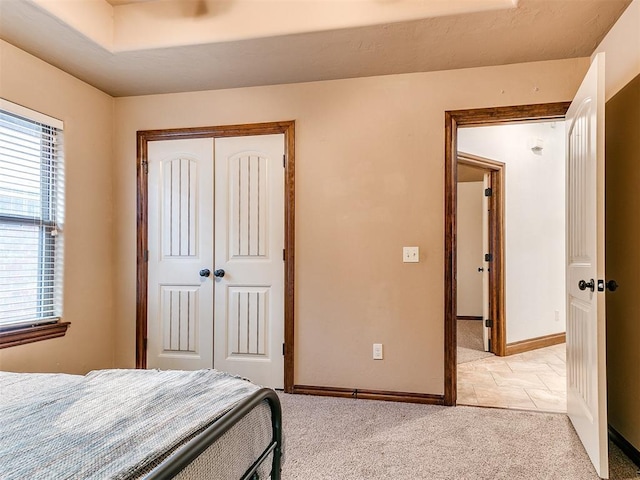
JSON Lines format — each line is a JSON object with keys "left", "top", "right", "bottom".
{"left": 0, "top": 106, "right": 64, "bottom": 329}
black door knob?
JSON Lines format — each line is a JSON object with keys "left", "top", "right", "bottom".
{"left": 213, "top": 269, "right": 225, "bottom": 278}
{"left": 578, "top": 279, "right": 595, "bottom": 292}
{"left": 199, "top": 268, "right": 211, "bottom": 278}
{"left": 606, "top": 280, "right": 619, "bottom": 292}
{"left": 478, "top": 267, "right": 484, "bottom": 272}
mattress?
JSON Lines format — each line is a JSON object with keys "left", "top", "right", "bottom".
{"left": 0, "top": 369, "right": 274, "bottom": 479}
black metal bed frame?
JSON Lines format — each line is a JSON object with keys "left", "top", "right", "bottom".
{"left": 143, "top": 388, "right": 283, "bottom": 480}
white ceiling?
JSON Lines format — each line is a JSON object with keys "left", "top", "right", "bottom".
{"left": 0, "top": 0, "right": 632, "bottom": 97}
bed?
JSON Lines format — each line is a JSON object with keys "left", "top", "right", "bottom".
{"left": 0, "top": 369, "right": 283, "bottom": 479}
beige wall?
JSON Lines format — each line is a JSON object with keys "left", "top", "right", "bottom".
{"left": 605, "top": 73, "right": 640, "bottom": 451}
{"left": 0, "top": 40, "right": 115, "bottom": 374}
{"left": 113, "top": 58, "right": 588, "bottom": 394}
{"left": 0, "top": 1, "right": 633, "bottom": 400}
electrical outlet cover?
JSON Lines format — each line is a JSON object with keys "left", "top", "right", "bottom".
{"left": 403, "top": 246, "right": 419, "bottom": 263}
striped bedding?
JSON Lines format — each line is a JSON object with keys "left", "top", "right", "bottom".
{"left": 0, "top": 369, "right": 271, "bottom": 479}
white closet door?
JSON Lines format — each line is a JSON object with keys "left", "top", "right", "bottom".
{"left": 147, "top": 138, "right": 214, "bottom": 370}
{"left": 213, "top": 134, "right": 285, "bottom": 388}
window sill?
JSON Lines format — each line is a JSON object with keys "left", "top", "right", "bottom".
{"left": 0, "top": 322, "right": 70, "bottom": 350}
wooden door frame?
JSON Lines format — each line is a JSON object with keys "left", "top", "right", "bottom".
{"left": 457, "top": 153, "right": 505, "bottom": 357}
{"left": 444, "top": 103, "right": 570, "bottom": 406}
{"left": 136, "top": 121, "right": 296, "bottom": 393}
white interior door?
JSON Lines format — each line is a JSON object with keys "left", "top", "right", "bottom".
{"left": 213, "top": 134, "right": 285, "bottom": 388}
{"left": 147, "top": 138, "right": 214, "bottom": 370}
{"left": 565, "top": 53, "right": 608, "bottom": 479}
{"left": 482, "top": 173, "right": 490, "bottom": 352}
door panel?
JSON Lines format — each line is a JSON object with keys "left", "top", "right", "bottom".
{"left": 161, "top": 286, "right": 198, "bottom": 353}
{"left": 228, "top": 153, "right": 269, "bottom": 257}
{"left": 214, "top": 134, "right": 285, "bottom": 388}
{"left": 566, "top": 52, "right": 608, "bottom": 479}
{"left": 147, "top": 138, "right": 214, "bottom": 370}
{"left": 227, "top": 287, "right": 269, "bottom": 356}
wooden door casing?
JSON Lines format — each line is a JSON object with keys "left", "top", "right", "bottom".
{"left": 136, "top": 121, "right": 296, "bottom": 393}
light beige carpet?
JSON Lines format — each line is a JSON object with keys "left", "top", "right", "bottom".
{"left": 279, "top": 393, "right": 639, "bottom": 479}
{"left": 457, "top": 319, "right": 494, "bottom": 364}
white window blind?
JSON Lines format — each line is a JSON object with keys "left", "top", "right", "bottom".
{"left": 0, "top": 105, "right": 64, "bottom": 329}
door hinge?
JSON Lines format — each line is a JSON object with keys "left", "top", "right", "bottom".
{"left": 283, "top": 154, "right": 286, "bottom": 168}
{"left": 143, "top": 338, "right": 148, "bottom": 351}
{"left": 141, "top": 160, "right": 148, "bottom": 174}
{"left": 282, "top": 343, "right": 286, "bottom": 355}
{"left": 484, "top": 187, "right": 492, "bottom": 197}
{"left": 484, "top": 253, "right": 492, "bottom": 262}
{"left": 485, "top": 319, "right": 493, "bottom": 328}
{"left": 283, "top": 249, "right": 286, "bottom": 261}
{"left": 144, "top": 250, "right": 149, "bottom": 262}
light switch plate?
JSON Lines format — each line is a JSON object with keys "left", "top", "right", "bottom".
{"left": 403, "top": 246, "right": 419, "bottom": 263}
{"left": 373, "top": 343, "right": 383, "bottom": 360}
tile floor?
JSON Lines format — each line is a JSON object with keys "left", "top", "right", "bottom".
{"left": 457, "top": 343, "right": 566, "bottom": 413}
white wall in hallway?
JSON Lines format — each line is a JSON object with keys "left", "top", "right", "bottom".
{"left": 458, "top": 121, "right": 566, "bottom": 344}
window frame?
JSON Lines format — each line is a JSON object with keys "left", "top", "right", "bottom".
{"left": 0, "top": 321, "right": 70, "bottom": 349}
{"left": 0, "top": 100, "right": 68, "bottom": 349}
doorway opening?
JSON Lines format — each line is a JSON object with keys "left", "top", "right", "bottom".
{"left": 444, "top": 103, "right": 570, "bottom": 407}
{"left": 456, "top": 141, "right": 568, "bottom": 412}
{"left": 456, "top": 153, "right": 504, "bottom": 362}
{"left": 454, "top": 119, "right": 569, "bottom": 412}
{"left": 136, "top": 121, "right": 296, "bottom": 393}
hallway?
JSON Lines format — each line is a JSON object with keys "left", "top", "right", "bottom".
{"left": 457, "top": 343, "right": 566, "bottom": 413}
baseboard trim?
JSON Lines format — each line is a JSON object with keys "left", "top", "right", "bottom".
{"left": 457, "top": 316, "right": 483, "bottom": 321}
{"left": 609, "top": 425, "right": 640, "bottom": 468}
{"left": 505, "top": 332, "right": 565, "bottom": 356}
{"left": 292, "top": 384, "right": 445, "bottom": 405}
